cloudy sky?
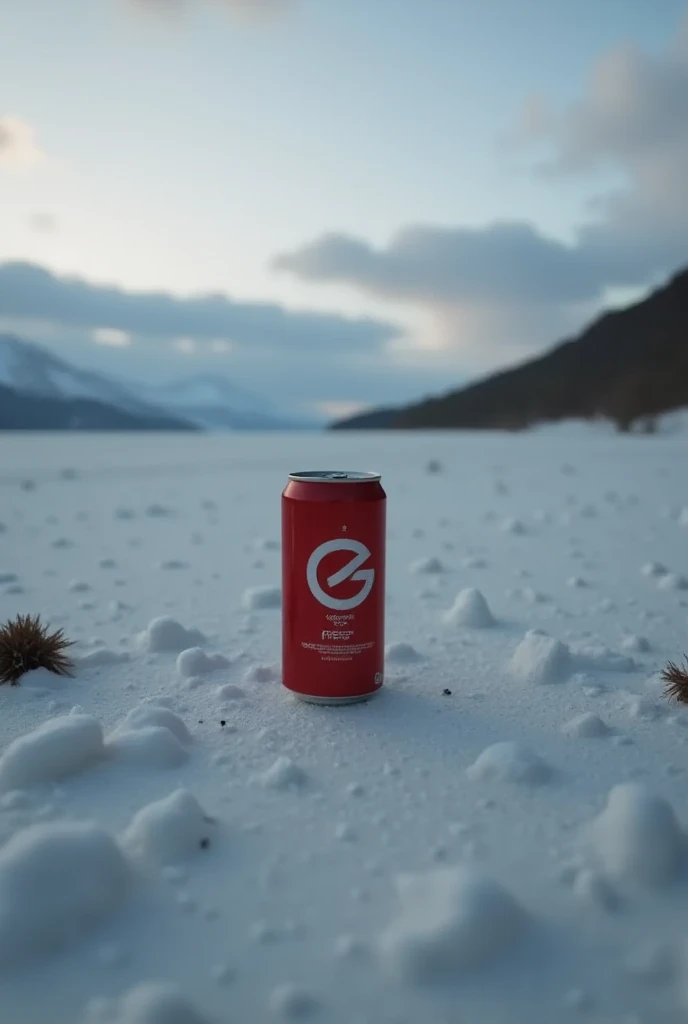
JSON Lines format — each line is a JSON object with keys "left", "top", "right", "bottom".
{"left": 1, "top": 0, "right": 686, "bottom": 419}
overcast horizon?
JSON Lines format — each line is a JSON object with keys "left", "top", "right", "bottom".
{"left": 1, "top": 0, "right": 687, "bottom": 419}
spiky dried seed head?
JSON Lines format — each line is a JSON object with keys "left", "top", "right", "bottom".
{"left": 661, "top": 655, "right": 688, "bottom": 705}
{"left": 0, "top": 614, "right": 75, "bottom": 686}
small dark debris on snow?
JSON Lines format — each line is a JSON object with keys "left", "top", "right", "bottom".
{"left": 442, "top": 688, "right": 452, "bottom": 696}
{"left": 199, "top": 837, "right": 210, "bottom": 850}
{"left": 220, "top": 720, "right": 226, "bottom": 727}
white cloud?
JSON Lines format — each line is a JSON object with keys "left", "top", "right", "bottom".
{"left": 209, "top": 338, "right": 233, "bottom": 353}
{"left": 175, "top": 337, "right": 197, "bottom": 353}
{"left": 92, "top": 327, "right": 132, "bottom": 348}
{"left": 313, "top": 400, "right": 371, "bottom": 421}
{"left": 277, "top": 14, "right": 688, "bottom": 370}
{"left": 0, "top": 116, "right": 44, "bottom": 169}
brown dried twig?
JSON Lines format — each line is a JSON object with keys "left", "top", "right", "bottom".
{"left": 0, "top": 614, "right": 75, "bottom": 686}
{"left": 661, "top": 655, "right": 688, "bottom": 705}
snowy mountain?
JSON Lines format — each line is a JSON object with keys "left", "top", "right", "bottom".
{"left": 0, "top": 334, "right": 155, "bottom": 415}
{"left": 127, "top": 373, "right": 314, "bottom": 430}
{"left": 0, "top": 335, "right": 317, "bottom": 431}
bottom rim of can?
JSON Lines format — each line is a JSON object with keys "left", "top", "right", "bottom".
{"left": 291, "top": 690, "right": 379, "bottom": 706}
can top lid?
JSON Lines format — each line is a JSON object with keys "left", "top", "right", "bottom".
{"left": 288, "top": 470, "right": 381, "bottom": 483}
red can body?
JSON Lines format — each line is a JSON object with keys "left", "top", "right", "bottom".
{"left": 282, "top": 471, "right": 386, "bottom": 704}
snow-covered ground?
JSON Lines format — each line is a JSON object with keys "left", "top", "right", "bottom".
{"left": 1, "top": 429, "right": 688, "bottom": 1024}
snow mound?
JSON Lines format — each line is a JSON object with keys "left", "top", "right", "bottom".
{"left": 385, "top": 642, "right": 422, "bottom": 664}
{"left": 625, "top": 694, "right": 664, "bottom": 721}
{"left": 105, "top": 981, "right": 213, "bottom": 1023}
{"left": 176, "top": 648, "right": 230, "bottom": 678}
{"left": 68, "top": 579, "right": 91, "bottom": 593}
{"left": 410, "top": 556, "right": 445, "bottom": 574}
{"left": 466, "top": 742, "right": 552, "bottom": 785}
{"left": 572, "top": 869, "right": 621, "bottom": 913}
{"left": 379, "top": 866, "right": 528, "bottom": 982}
{"left": 621, "top": 634, "right": 651, "bottom": 653}
{"left": 217, "top": 684, "right": 245, "bottom": 700}
{"left": 268, "top": 984, "right": 320, "bottom": 1018}
{"left": 0, "top": 714, "right": 104, "bottom": 791}
{"left": 258, "top": 757, "right": 308, "bottom": 790}
{"left": 77, "top": 648, "right": 129, "bottom": 667}
{"left": 109, "top": 727, "right": 189, "bottom": 769}
{"left": 241, "top": 585, "right": 281, "bottom": 610}
{"left": 123, "top": 789, "right": 214, "bottom": 867}
{"left": 462, "top": 555, "right": 487, "bottom": 569}
{"left": 657, "top": 572, "right": 688, "bottom": 590}
{"left": 140, "top": 617, "right": 206, "bottom": 654}
{"left": 589, "top": 783, "right": 685, "bottom": 886}
{"left": 0, "top": 822, "right": 129, "bottom": 961}
{"left": 501, "top": 517, "right": 527, "bottom": 535}
{"left": 0, "top": 571, "right": 18, "bottom": 584}
{"left": 572, "top": 644, "right": 636, "bottom": 673}
{"left": 509, "top": 630, "right": 571, "bottom": 685}
{"left": 244, "top": 664, "right": 279, "bottom": 684}
{"left": 641, "top": 561, "right": 667, "bottom": 577}
{"left": 443, "top": 588, "right": 495, "bottom": 628}
{"left": 113, "top": 705, "right": 192, "bottom": 745}
{"left": 567, "top": 576, "right": 588, "bottom": 588}
{"left": 563, "top": 713, "right": 611, "bottom": 738}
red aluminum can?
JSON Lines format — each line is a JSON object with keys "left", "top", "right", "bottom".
{"left": 282, "top": 470, "right": 386, "bottom": 704}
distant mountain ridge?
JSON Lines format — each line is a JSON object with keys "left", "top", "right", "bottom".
{"left": 332, "top": 267, "right": 688, "bottom": 432}
{"left": 0, "top": 381, "right": 196, "bottom": 431}
{"left": 0, "top": 335, "right": 315, "bottom": 431}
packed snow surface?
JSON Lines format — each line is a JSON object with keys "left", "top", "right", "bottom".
{"left": 1, "top": 430, "right": 688, "bottom": 1023}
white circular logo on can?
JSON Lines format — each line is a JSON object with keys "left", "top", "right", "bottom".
{"left": 307, "top": 539, "right": 375, "bottom": 610}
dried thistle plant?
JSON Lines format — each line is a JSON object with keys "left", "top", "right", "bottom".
{"left": 661, "top": 655, "right": 688, "bottom": 704}
{"left": 0, "top": 614, "right": 74, "bottom": 686}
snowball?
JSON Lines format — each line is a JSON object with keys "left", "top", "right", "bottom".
{"left": 410, "top": 556, "right": 445, "bottom": 574}
{"left": 241, "top": 585, "right": 281, "bottom": 610}
{"left": 176, "top": 648, "right": 230, "bottom": 678}
{"left": 589, "top": 783, "right": 685, "bottom": 886}
{"left": 123, "top": 789, "right": 214, "bottom": 867}
{"left": 268, "top": 984, "right": 320, "bottom": 1019}
{"left": 0, "top": 822, "right": 129, "bottom": 960}
{"left": 379, "top": 866, "right": 528, "bottom": 982}
{"left": 509, "top": 630, "right": 571, "bottom": 685}
{"left": 77, "top": 648, "right": 129, "bottom": 667}
{"left": 466, "top": 742, "right": 552, "bottom": 785}
{"left": 501, "top": 517, "right": 527, "bottom": 535}
{"left": 140, "top": 617, "right": 206, "bottom": 654}
{"left": 657, "top": 572, "right": 688, "bottom": 590}
{"left": 621, "top": 634, "right": 651, "bottom": 653}
{"left": 244, "top": 664, "right": 279, "bottom": 683}
{"left": 109, "top": 728, "right": 189, "bottom": 769}
{"left": 216, "top": 684, "right": 245, "bottom": 701}
{"left": 641, "top": 561, "right": 667, "bottom": 577}
{"left": 443, "top": 588, "right": 495, "bottom": 628}
{"left": 563, "top": 713, "right": 611, "bottom": 738}
{"left": 113, "top": 706, "right": 192, "bottom": 745}
{"left": 385, "top": 642, "right": 422, "bottom": 664}
{"left": 107, "top": 981, "right": 213, "bottom": 1024}
{"left": 258, "top": 757, "right": 308, "bottom": 790}
{"left": 0, "top": 715, "right": 104, "bottom": 791}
